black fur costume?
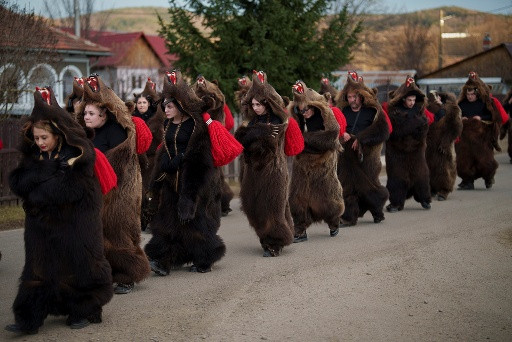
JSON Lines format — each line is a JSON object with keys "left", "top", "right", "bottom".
{"left": 192, "top": 75, "right": 234, "bottom": 216}
{"left": 335, "top": 73, "right": 390, "bottom": 224}
{"left": 144, "top": 70, "right": 226, "bottom": 273}
{"left": 288, "top": 80, "right": 344, "bottom": 238}
{"left": 425, "top": 91, "right": 463, "bottom": 200}
{"left": 235, "top": 71, "right": 295, "bottom": 257}
{"left": 8, "top": 88, "right": 113, "bottom": 333}
{"left": 385, "top": 76, "right": 431, "bottom": 211}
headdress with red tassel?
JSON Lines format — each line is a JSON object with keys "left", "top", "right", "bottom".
{"left": 203, "top": 113, "right": 243, "bottom": 166}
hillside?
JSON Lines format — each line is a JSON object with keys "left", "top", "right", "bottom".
{"left": 86, "top": 6, "right": 511, "bottom": 74}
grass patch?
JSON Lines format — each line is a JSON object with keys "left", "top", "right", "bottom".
{"left": 0, "top": 205, "right": 24, "bottom": 231}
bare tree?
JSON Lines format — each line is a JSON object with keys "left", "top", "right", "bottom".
{"left": 0, "top": 1, "right": 59, "bottom": 118}
{"left": 43, "top": 0, "right": 112, "bottom": 40}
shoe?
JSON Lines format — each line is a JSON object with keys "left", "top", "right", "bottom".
{"left": 338, "top": 222, "right": 354, "bottom": 228}
{"left": 330, "top": 227, "right": 340, "bottom": 237}
{"left": 114, "top": 282, "right": 134, "bottom": 294}
{"left": 190, "top": 265, "right": 211, "bottom": 273}
{"left": 221, "top": 208, "right": 232, "bottom": 217}
{"left": 5, "top": 323, "right": 38, "bottom": 335}
{"left": 69, "top": 319, "right": 90, "bottom": 330}
{"left": 437, "top": 194, "right": 446, "bottom": 201}
{"left": 421, "top": 201, "right": 431, "bottom": 209}
{"left": 262, "top": 247, "right": 280, "bottom": 257}
{"left": 149, "top": 259, "right": 169, "bottom": 276}
{"left": 458, "top": 182, "right": 474, "bottom": 190}
{"left": 373, "top": 216, "right": 385, "bottom": 223}
{"left": 293, "top": 232, "right": 308, "bottom": 243}
{"left": 386, "top": 204, "right": 402, "bottom": 213}
{"left": 485, "top": 178, "right": 494, "bottom": 189}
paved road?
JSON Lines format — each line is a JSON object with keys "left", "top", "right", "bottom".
{"left": 1, "top": 153, "right": 511, "bottom": 341}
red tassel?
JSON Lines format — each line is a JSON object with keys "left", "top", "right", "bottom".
{"left": 331, "top": 106, "right": 347, "bottom": 137}
{"left": 424, "top": 108, "right": 435, "bottom": 125}
{"left": 93, "top": 148, "right": 117, "bottom": 194}
{"left": 223, "top": 103, "right": 235, "bottom": 131}
{"left": 381, "top": 102, "right": 393, "bottom": 134}
{"left": 0, "top": 138, "right": 3, "bottom": 150}
{"left": 131, "top": 116, "right": 153, "bottom": 154}
{"left": 284, "top": 117, "right": 304, "bottom": 156}
{"left": 203, "top": 113, "right": 243, "bottom": 167}
{"left": 492, "top": 96, "right": 509, "bottom": 124}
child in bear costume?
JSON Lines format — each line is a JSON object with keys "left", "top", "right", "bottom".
{"left": 192, "top": 75, "right": 235, "bottom": 217}
{"left": 288, "top": 80, "right": 344, "bottom": 242}
{"left": 144, "top": 69, "right": 226, "bottom": 275}
{"left": 385, "top": 76, "right": 431, "bottom": 212}
{"left": 336, "top": 72, "right": 391, "bottom": 225}
{"left": 456, "top": 72, "right": 509, "bottom": 190}
{"left": 6, "top": 87, "right": 113, "bottom": 334}
{"left": 235, "top": 70, "right": 301, "bottom": 257}
{"left": 425, "top": 91, "right": 463, "bottom": 200}
{"left": 77, "top": 74, "right": 151, "bottom": 294}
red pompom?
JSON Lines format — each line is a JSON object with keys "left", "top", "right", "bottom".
{"left": 203, "top": 113, "right": 243, "bottom": 167}
{"left": 131, "top": 116, "right": 153, "bottom": 154}
{"left": 94, "top": 148, "right": 117, "bottom": 194}
{"left": 330, "top": 106, "right": 347, "bottom": 137}
{"left": 223, "top": 103, "right": 235, "bottom": 131}
{"left": 284, "top": 117, "right": 304, "bottom": 156}
{"left": 424, "top": 108, "right": 435, "bottom": 125}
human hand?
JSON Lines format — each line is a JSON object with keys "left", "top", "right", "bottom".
{"left": 342, "top": 132, "right": 351, "bottom": 142}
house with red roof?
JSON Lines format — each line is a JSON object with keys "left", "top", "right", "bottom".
{"left": 67, "top": 30, "right": 178, "bottom": 100}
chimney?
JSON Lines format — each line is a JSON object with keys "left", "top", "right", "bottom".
{"left": 74, "top": 0, "right": 80, "bottom": 37}
{"left": 482, "top": 33, "right": 491, "bottom": 51}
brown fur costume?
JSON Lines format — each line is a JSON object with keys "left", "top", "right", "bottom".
{"left": 500, "top": 88, "right": 512, "bottom": 163}
{"left": 235, "top": 71, "right": 294, "bottom": 257}
{"left": 132, "top": 79, "right": 165, "bottom": 229}
{"left": 335, "top": 74, "right": 390, "bottom": 224}
{"left": 319, "top": 77, "right": 339, "bottom": 107}
{"left": 456, "top": 72, "right": 504, "bottom": 188}
{"left": 385, "top": 76, "right": 431, "bottom": 210}
{"left": 144, "top": 69, "right": 226, "bottom": 273}
{"left": 288, "top": 80, "right": 344, "bottom": 238}
{"left": 234, "top": 75, "right": 253, "bottom": 187}
{"left": 192, "top": 75, "right": 234, "bottom": 216}
{"left": 77, "top": 75, "right": 150, "bottom": 285}
{"left": 8, "top": 88, "right": 113, "bottom": 333}
{"left": 64, "top": 77, "right": 84, "bottom": 116}
{"left": 426, "top": 91, "right": 463, "bottom": 200}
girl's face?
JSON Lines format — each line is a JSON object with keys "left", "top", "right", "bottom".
{"left": 164, "top": 101, "right": 181, "bottom": 121}
{"left": 33, "top": 127, "right": 58, "bottom": 153}
{"left": 251, "top": 99, "right": 267, "bottom": 116}
{"left": 84, "top": 104, "right": 107, "bottom": 129}
{"left": 137, "top": 97, "right": 149, "bottom": 114}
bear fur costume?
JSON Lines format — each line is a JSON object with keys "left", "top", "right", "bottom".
{"left": 425, "top": 91, "right": 463, "bottom": 200}
{"left": 144, "top": 69, "right": 226, "bottom": 273}
{"left": 456, "top": 72, "right": 508, "bottom": 189}
{"left": 319, "top": 77, "right": 339, "bottom": 107}
{"left": 385, "top": 76, "right": 431, "bottom": 210}
{"left": 234, "top": 75, "right": 253, "bottom": 187}
{"left": 192, "top": 75, "right": 234, "bottom": 216}
{"left": 335, "top": 72, "right": 390, "bottom": 225}
{"left": 235, "top": 70, "right": 295, "bottom": 257}
{"left": 77, "top": 74, "right": 150, "bottom": 285}
{"left": 64, "top": 77, "right": 85, "bottom": 116}
{"left": 288, "top": 80, "right": 344, "bottom": 238}
{"left": 8, "top": 88, "right": 113, "bottom": 333}
{"left": 500, "top": 87, "right": 512, "bottom": 163}
{"left": 131, "top": 78, "right": 165, "bottom": 230}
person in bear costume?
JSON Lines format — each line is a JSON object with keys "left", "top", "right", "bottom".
{"left": 235, "top": 70, "right": 298, "bottom": 257}
{"left": 131, "top": 78, "right": 165, "bottom": 230}
{"left": 288, "top": 80, "right": 344, "bottom": 242}
{"left": 64, "top": 76, "right": 85, "bottom": 116}
{"left": 335, "top": 72, "right": 390, "bottom": 226}
{"left": 144, "top": 69, "right": 226, "bottom": 275}
{"left": 77, "top": 74, "right": 150, "bottom": 294}
{"left": 319, "top": 77, "right": 339, "bottom": 107}
{"left": 500, "top": 87, "right": 512, "bottom": 163}
{"left": 425, "top": 91, "right": 463, "bottom": 200}
{"left": 6, "top": 87, "right": 113, "bottom": 334}
{"left": 385, "top": 76, "right": 431, "bottom": 212}
{"left": 192, "top": 75, "right": 235, "bottom": 217}
{"left": 456, "top": 71, "right": 509, "bottom": 190}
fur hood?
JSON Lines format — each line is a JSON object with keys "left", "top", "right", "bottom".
{"left": 319, "top": 77, "right": 339, "bottom": 106}
{"left": 64, "top": 77, "right": 85, "bottom": 114}
{"left": 235, "top": 75, "right": 252, "bottom": 109}
{"left": 457, "top": 72, "right": 492, "bottom": 105}
{"left": 192, "top": 75, "right": 226, "bottom": 123}
{"left": 336, "top": 71, "right": 381, "bottom": 112}
{"left": 388, "top": 76, "right": 426, "bottom": 110}
{"left": 241, "top": 70, "right": 289, "bottom": 124}
{"left": 289, "top": 80, "right": 339, "bottom": 132}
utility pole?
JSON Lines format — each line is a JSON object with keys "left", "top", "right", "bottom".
{"left": 438, "top": 9, "right": 443, "bottom": 69}
{"left": 74, "top": 0, "right": 80, "bottom": 37}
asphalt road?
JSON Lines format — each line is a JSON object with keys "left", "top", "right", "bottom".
{"left": 1, "top": 153, "right": 511, "bottom": 341}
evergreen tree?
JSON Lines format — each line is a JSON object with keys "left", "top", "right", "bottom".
{"left": 158, "top": 0, "right": 362, "bottom": 108}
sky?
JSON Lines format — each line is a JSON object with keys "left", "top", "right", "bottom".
{"left": 11, "top": 0, "right": 512, "bottom": 15}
